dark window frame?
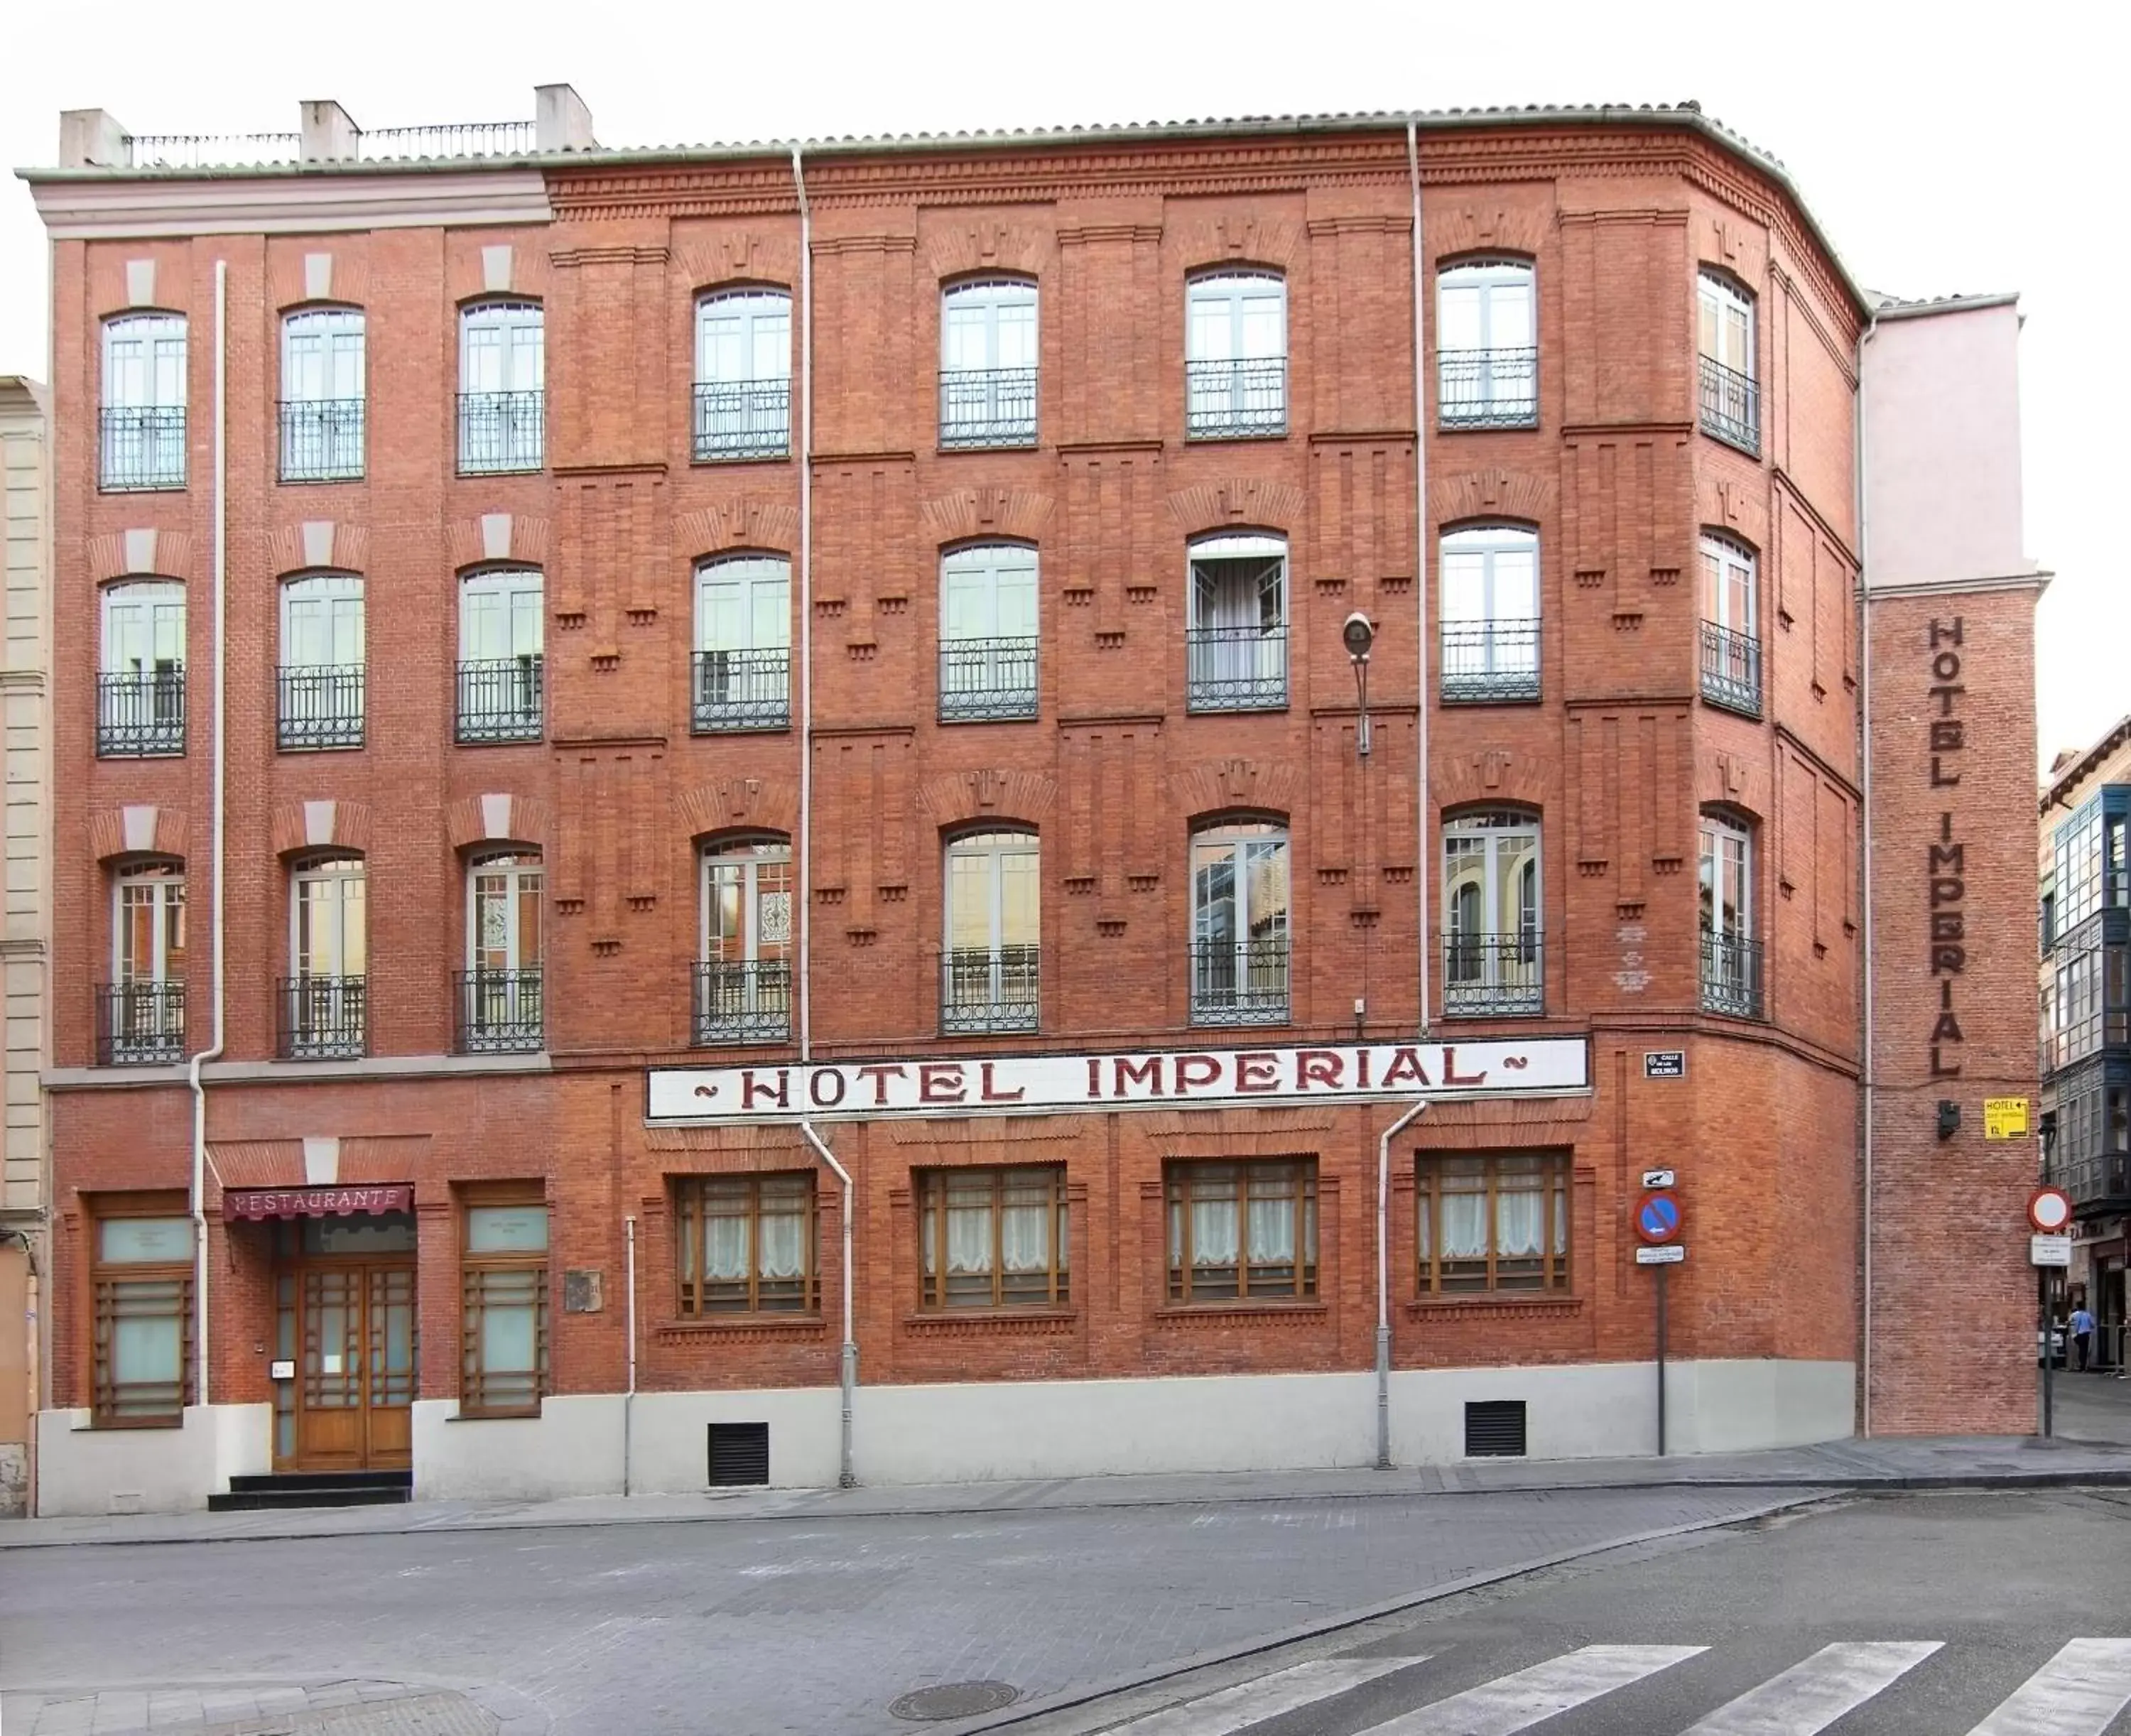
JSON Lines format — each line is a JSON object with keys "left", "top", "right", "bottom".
{"left": 674, "top": 1172, "right": 819, "bottom": 1316}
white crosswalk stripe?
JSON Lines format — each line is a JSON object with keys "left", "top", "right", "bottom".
{"left": 1108, "top": 1656, "right": 1427, "bottom": 1735}
{"left": 1350, "top": 1644, "right": 1706, "bottom": 1736}
{"left": 1965, "top": 1639, "right": 2131, "bottom": 1736}
{"left": 1679, "top": 1640, "right": 1944, "bottom": 1734}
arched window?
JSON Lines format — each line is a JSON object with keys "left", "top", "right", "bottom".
{"left": 458, "top": 300, "right": 544, "bottom": 474}
{"left": 285, "top": 855, "right": 367, "bottom": 1059}
{"left": 694, "top": 554, "right": 791, "bottom": 732}
{"left": 1697, "top": 271, "right": 1759, "bottom": 454}
{"left": 1443, "top": 810, "right": 1542, "bottom": 1016}
{"left": 939, "top": 544, "right": 1038, "bottom": 722}
{"left": 279, "top": 308, "right": 365, "bottom": 482}
{"left": 695, "top": 837, "right": 793, "bottom": 1045}
{"left": 693, "top": 288, "right": 791, "bottom": 461}
{"left": 1698, "top": 533, "right": 1761, "bottom": 716}
{"left": 278, "top": 573, "right": 365, "bottom": 751}
{"left": 940, "top": 278, "right": 1038, "bottom": 447}
{"left": 1190, "top": 820, "right": 1289, "bottom": 1026}
{"left": 100, "top": 313, "right": 187, "bottom": 489}
{"left": 104, "top": 861, "right": 186, "bottom": 1065}
{"left": 1436, "top": 259, "right": 1536, "bottom": 428}
{"left": 943, "top": 830, "right": 1040, "bottom": 1033}
{"left": 1186, "top": 533, "right": 1287, "bottom": 713}
{"left": 1185, "top": 271, "right": 1286, "bottom": 439}
{"left": 1439, "top": 526, "right": 1540, "bottom": 702}
{"left": 457, "top": 568, "right": 545, "bottom": 743}
{"left": 461, "top": 852, "right": 543, "bottom": 1053}
{"left": 98, "top": 580, "right": 186, "bottom": 757}
{"left": 1699, "top": 812, "right": 1761, "bottom": 1018}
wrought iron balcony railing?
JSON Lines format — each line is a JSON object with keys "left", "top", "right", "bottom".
{"left": 692, "top": 379, "right": 791, "bottom": 461}
{"left": 693, "top": 648, "right": 791, "bottom": 732}
{"left": 1701, "top": 931, "right": 1764, "bottom": 1019}
{"left": 278, "top": 398, "right": 366, "bottom": 482}
{"left": 1189, "top": 937, "right": 1290, "bottom": 1027}
{"left": 1700, "top": 620, "right": 1762, "bottom": 718}
{"left": 693, "top": 959, "right": 793, "bottom": 1046}
{"left": 939, "top": 636, "right": 1039, "bottom": 722}
{"left": 98, "top": 406, "right": 187, "bottom": 491}
{"left": 1437, "top": 347, "right": 1539, "bottom": 428}
{"left": 939, "top": 367, "right": 1039, "bottom": 448}
{"left": 278, "top": 975, "right": 367, "bottom": 1060}
{"left": 97, "top": 980, "right": 185, "bottom": 1066}
{"left": 1185, "top": 357, "right": 1288, "bottom": 440}
{"left": 456, "top": 657, "right": 544, "bottom": 744}
{"left": 97, "top": 669, "right": 186, "bottom": 756}
{"left": 455, "top": 967, "right": 543, "bottom": 1053}
{"left": 277, "top": 665, "right": 365, "bottom": 750}
{"left": 941, "top": 945, "right": 1040, "bottom": 1034}
{"left": 1698, "top": 355, "right": 1760, "bottom": 456}
{"left": 1186, "top": 625, "right": 1288, "bottom": 712}
{"left": 2056, "top": 1154, "right": 2131, "bottom": 1213}
{"left": 456, "top": 390, "right": 545, "bottom": 474}
{"left": 1441, "top": 619, "right": 1541, "bottom": 702}
{"left": 1443, "top": 935, "right": 1545, "bottom": 1016}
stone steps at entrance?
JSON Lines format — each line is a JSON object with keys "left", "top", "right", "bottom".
{"left": 209, "top": 1470, "right": 413, "bottom": 1512}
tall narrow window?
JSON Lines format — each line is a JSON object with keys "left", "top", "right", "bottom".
{"left": 1697, "top": 272, "right": 1759, "bottom": 455}
{"left": 100, "top": 314, "right": 187, "bottom": 490}
{"left": 676, "top": 1174, "right": 818, "bottom": 1314}
{"left": 460, "top": 852, "right": 543, "bottom": 1053}
{"left": 939, "top": 544, "right": 1039, "bottom": 722}
{"left": 1437, "top": 260, "right": 1536, "bottom": 428}
{"left": 1185, "top": 271, "right": 1286, "bottom": 438}
{"left": 1698, "top": 533, "right": 1761, "bottom": 717}
{"left": 1443, "top": 810, "right": 1543, "bottom": 1016}
{"left": 1191, "top": 822, "right": 1290, "bottom": 1026}
{"left": 1166, "top": 1160, "right": 1316, "bottom": 1303}
{"left": 460, "top": 1200, "right": 548, "bottom": 1416}
{"left": 940, "top": 278, "right": 1038, "bottom": 447}
{"left": 917, "top": 1168, "right": 1068, "bottom": 1309}
{"left": 1700, "top": 813, "right": 1760, "bottom": 1017}
{"left": 458, "top": 300, "right": 544, "bottom": 473}
{"left": 283, "top": 856, "right": 367, "bottom": 1060}
{"left": 279, "top": 308, "right": 366, "bottom": 482}
{"left": 92, "top": 1213, "right": 195, "bottom": 1424}
{"left": 694, "top": 555, "right": 791, "bottom": 732}
{"left": 1186, "top": 533, "right": 1287, "bottom": 712}
{"left": 697, "top": 838, "right": 793, "bottom": 1045}
{"left": 1417, "top": 1154, "right": 1569, "bottom": 1295}
{"left": 98, "top": 580, "right": 186, "bottom": 756}
{"left": 278, "top": 573, "right": 365, "bottom": 749}
{"left": 457, "top": 568, "right": 545, "bottom": 743}
{"left": 694, "top": 289, "right": 791, "bottom": 461}
{"left": 102, "top": 864, "right": 186, "bottom": 1065}
{"left": 943, "top": 831, "right": 1039, "bottom": 1033}
{"left": 1439, "top": 526, "right": 1540, "bottom": 702}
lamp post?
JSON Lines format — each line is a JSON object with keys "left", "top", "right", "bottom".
{"left": 1344, "top": 611, "right": 1375, "bottom": 759}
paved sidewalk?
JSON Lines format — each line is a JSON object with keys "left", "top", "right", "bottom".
{"left": 1, "top": 1678, "right": 544, "bottom": 1735}
{"left": 5, "top": 1429, "right": 2127, "bottom": 1549}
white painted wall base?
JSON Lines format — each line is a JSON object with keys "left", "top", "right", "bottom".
{"left": 35, "top": 1403, "right": 271, "bottom": 1517}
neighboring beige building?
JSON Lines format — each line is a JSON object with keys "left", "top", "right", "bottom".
{"left": 1, "top": 376, "right": 50, "bottom": 1516}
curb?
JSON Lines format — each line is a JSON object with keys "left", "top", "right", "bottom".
{"left": 0, "top": 1674, "right": 552, "bottom": 1735}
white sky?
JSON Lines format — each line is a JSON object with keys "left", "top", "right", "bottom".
{"left": 2, "top": 0, "right": 2120, "bottom": 769}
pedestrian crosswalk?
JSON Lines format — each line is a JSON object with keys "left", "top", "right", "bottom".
{"left": 1103, "top": 1638, "right": 2131, "bottom": 1735}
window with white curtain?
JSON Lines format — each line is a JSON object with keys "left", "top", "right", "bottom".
{"left": 1697, "top": 271, "right": 1759, "bottom": 453}
{"left": 279, "top": 308, "right": 366, "bottom": 481}
{"left": 1436, "top": 259, "right": 1536, "bottom": 428}
{"left": 693, "top": 289, "right": 792, "bottom": 460}
{"left": 1699, "top": 812, "right": 1761, "bottom": 1017}
{"left": 104, "top": 862, "right": 186, "bottom": 1065}
{"left": 285, "top": 855, "right": 367, "bottom": 1058}
{"left": 1185, "top": 271, "right": 1287, "bottom": 438}
{"left": 943, "top": 830, "right": 1039, "bottom": 1032}
{"left": 1186, "top": 533, "right": 1288, "bottom": 712}
{"left": 278, "top": 572, "right": 365, "bottom": 749}
{"left": 1165, "top": 1160, "right": 1317, "bottom": 1303}
{"left": 696, "top": 838, "right": 793, "bottom": 1043}
{"left": 918, "top": 1168, "right": 1069, "bottom": 1309}
{"left": 457, "top": 300, "right": 544, "bottom": 473}
{"left": 695, "top": 555, "right": 792, "bottom": 731}
{"left": 1443, "top": 810, "right": 1542, "bottom": 1016}
{"left": 1191, "top": 821, "right": 1290, "bottom": 1026}
{"left": 1439, "top": 525, "right": 1539, "bottom": 702}
{"left": 1416, "top": 1153, "right": 1568, "bottom": 1294}
{"left": 1698, "top": 533, "right": 1761, "bottom": 715}
{"left": 675, "top": 1173, "right": 816, "bottom": 1314}
{"left": 98, "top": 581, "right": 187, "bottom": 756}
{"left": 940, "top": 278, "right": 1038, "bottom": 447}
{"left": 457, "top": 568, "right": 545, "bottom": 742}
{"left": 100, "top": 314, "right": 188, "bottom": 489}
{"left": 940, "top": 543, "right": 1039, "bottom": 721}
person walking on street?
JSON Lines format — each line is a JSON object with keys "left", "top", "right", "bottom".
{"left": 2071, "top": 1303, "right": 2097, "bottom": 1372}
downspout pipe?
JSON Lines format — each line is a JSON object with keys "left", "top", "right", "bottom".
{"left": 623, "top": 1214, "right": 637, "bottom": 1495}
{"left": 1855, "top": 310, "right": 1880, "bottom": 1435}
{"left": 1376, "top": 1096, "right": 1431, "bottom": 1468}
{"left": 799, "top": 1119, "right": 857, "bottom": 1488}
{"left": 791, "top": 143, "right": 815, "bottom": 1062}
{"left": 1406, "top": 121, "right": 1432, "bottom": 1037}
{"left": 187, "top": 259, "right": 229, "bottom": 1411}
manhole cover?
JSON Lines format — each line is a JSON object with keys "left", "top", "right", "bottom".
{"left": 889, "top": 1680, "right": 1021, "bottom": 1720}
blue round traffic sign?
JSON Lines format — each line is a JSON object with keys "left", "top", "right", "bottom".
{"left": 1635, "top": 1190, "right": 1683, "bottom": 1244}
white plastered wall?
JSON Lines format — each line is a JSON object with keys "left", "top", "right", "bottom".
{"left": 35, "top": 1402, "right": 270, "bottom": 1516}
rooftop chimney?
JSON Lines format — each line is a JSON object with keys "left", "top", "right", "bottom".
{"left": 535, "top": 84, "right": 595, "bottom": 153}
{"left": 58, "top": 109, "right": 129, "bottom": 169}
{"left": 300, "top": 100, "right": 361, "bottom": 163}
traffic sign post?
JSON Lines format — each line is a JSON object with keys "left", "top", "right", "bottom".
{"left": 1633, "top": 1186, "right": 1686, "bottom": 1455}
{"left": 2028, "top": 1190, "right": 2073, "bottom": 1439}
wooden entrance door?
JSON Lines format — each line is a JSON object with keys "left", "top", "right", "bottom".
{"left": 295, "top": 1262, "right": 414, "bottom": 1470}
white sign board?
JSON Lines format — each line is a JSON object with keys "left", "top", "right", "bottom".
{"left": 649, "top": 1036, "right": 1591, "bottom": 1124}
{"left": 2030, "top": 1234, "right": 2073, "bottom": 1269}
{"left": 1641, "top": 1168, "right": 1676, "bottom": 1189}
{"left": 1634, "top": 1244, "right": 1686, "bottom": 1265}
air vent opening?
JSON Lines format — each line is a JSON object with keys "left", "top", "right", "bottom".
{"left": 707, "top": 1421, "right": 771, "bottom": 1486}
{"left": 1464, "top": 1399, "right": 1528, "bottom": 1458}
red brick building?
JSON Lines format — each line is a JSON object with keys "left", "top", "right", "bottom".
{"left": 18, "top": 91, "right": 2041, "bottom": 1512}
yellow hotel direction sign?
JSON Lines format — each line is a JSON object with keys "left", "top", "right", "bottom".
{"left": 1984, "top": 1097, "right": 2031, "bottom": 1141}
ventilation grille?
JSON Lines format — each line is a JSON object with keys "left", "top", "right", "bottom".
{"left": 1464, "top": 1399, "right": 1528, "bottom": 1458}
{"left": 707, "top": 1421, "right": 771, "bottom": 1487}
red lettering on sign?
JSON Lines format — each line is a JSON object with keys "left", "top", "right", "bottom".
{"left": 1442, "top": 1046, "right": 1488, "bottom": 1087}
{"left": 1295, "top": 1050, "right": 1343, "bottom": 1090}
{"left": 1173, "top": 1054, "right": 1222, "bottom": 1095}
{"left": 1087, "top": 1057, "right": 1102, "bottom": 1098}
{"left": 855, "top": 1065, "right": 906, "bottom": 1106}
{"left": 1235, "top": 1052, "right": 1279, "bottom": 1092}
{"left": 1114, "top": 1056, "right": 1163, "bottom": 1096}
{"left": 1380, "top": 1046, "right": 1432, "bottom": 1089}
{"left": 919, "top": 1063, "right": 967, "bottom": 1104}
{"left": 742, "top": 1069, "right": 790, "bottom": 1110}
{"left": 1355, "top": 1048, "right": 1373, "bottom": 1088}
{"left": 980, "top": 1062, "right": 1026, "bottom": 1103}
{"left": 808, "top": 1068, "right": 847, "bottom": 1110}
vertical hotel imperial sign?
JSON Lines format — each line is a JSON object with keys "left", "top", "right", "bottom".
{"left": 648, "top": 1037, "right": 1591, "bottom": 1123}
{"left": 1926, "top": 618, "right": 1968, "bottom": 1078}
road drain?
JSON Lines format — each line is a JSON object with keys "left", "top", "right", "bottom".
{"left": 889, "top": 1681, "right": 1021, "bottom": 1720}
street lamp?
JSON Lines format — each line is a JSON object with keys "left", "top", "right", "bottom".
{"left": 1343, "top": 612, "right": 1375, "bottom": 759}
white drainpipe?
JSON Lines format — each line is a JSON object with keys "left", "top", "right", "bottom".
{"left": 1376, "top": 1095, "right": 1431, "bottom": 1467}
{"left": 1406, "top": 120, "right": 1432, "bottom": 1036}
{"left": 1855, "top": 310, "right": 1880, "bottom": 1434}
{"left": 798, "top": 1119, "right": 857, "bottom": 1487}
